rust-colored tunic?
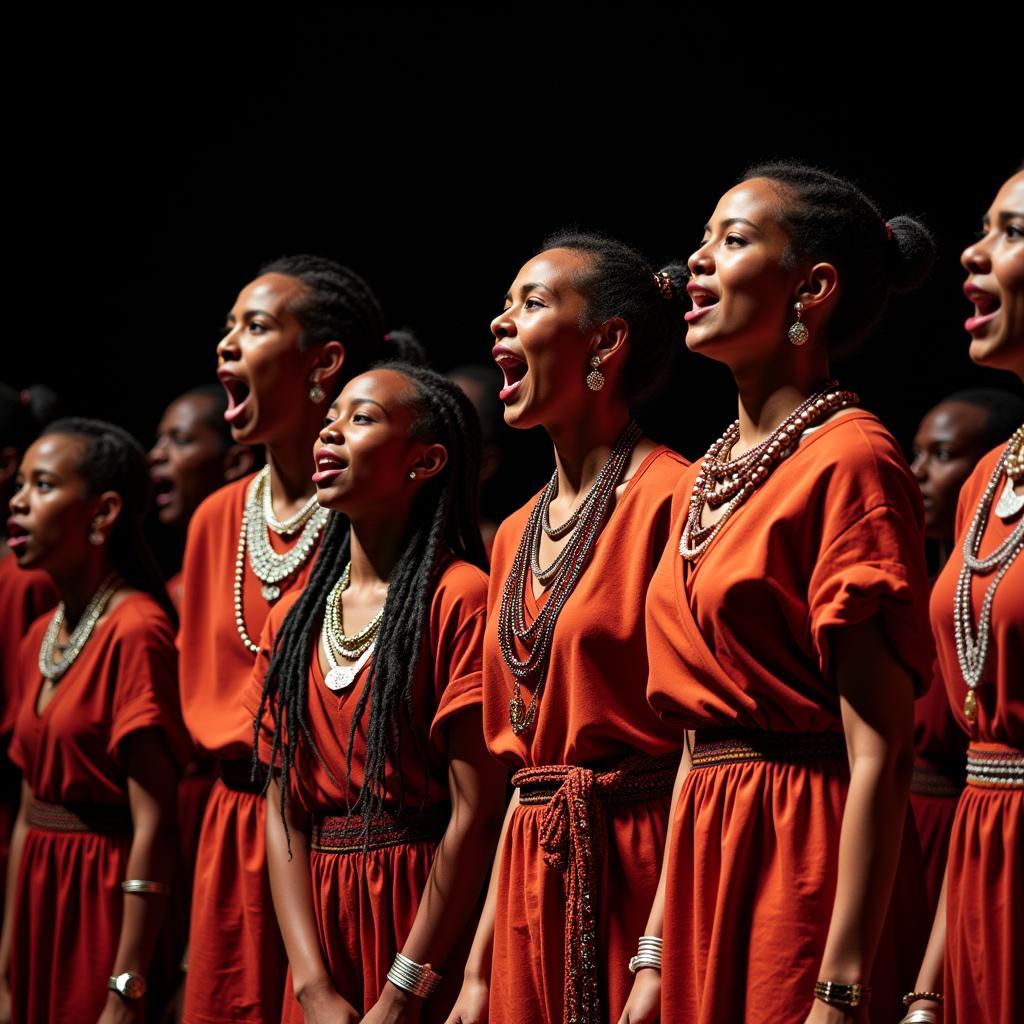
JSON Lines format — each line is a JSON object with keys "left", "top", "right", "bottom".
{"left": 646, "top": 412, "right": 934, "bottom": 1024}
{"left": 178, "top": 475, "right": 321, "bottom": 1024}
{"left": 484, "top": 446, "right": 687, "bottom": 1024}
{"left": 930, "top": 444, "right": 1023, "bottom": 1024}
{"left": 8, "top": 593, "right": 189, "bottom": 1024}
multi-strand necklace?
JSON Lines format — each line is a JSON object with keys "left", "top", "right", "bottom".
{"left": 498, "top": 420, "right": 641, "bottom": 734}
{"left": 954, "top": 424, "right": 1024, "bottom": 723}
{"left": 679, "top": 381, "right": 860, "bottom": 561}
{"left": 233, "top": 466, "right": 330, "bottom": 654}
{"left": 38, "top": 571, "right": 122, "bottom": 683}
{"left": 321, "top": 562, "right": 387, "bottom": 691}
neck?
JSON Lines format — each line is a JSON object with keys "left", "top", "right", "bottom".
{"left": 265, "top": 436, "right": 317, "bottom": 514}
{"left": 51, "top": 553, "right": 117, "bottom": 625}
{"left": 347, "top": 505, "right": 415, "bottom": 589}
{"left": 546, "top": 399, "right": 632, "bottom": 499}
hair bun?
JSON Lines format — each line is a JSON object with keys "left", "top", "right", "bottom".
{"left": 885, "top": 214, "right": 936, "bottom": 294}
{"left": 656, "top": 262, "right": 690, "bottom": 307}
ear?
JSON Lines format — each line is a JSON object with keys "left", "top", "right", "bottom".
{"left": 409, "top": 442, "right": 449, "bottom": 482}
{"left": 222, "top": 444, "right": 257, "bottom": 483}
{"left": 90, "top": 490, "right": 123, "bottom": 536}
{"left": 794, "top": 262, "right": 839, "bottom": 316}
{"left": 309, "top": 340, "right": 347, "bottom": 396}
{"left": 0, "top": 446, "right": 18, "bottom": 487}
{"left": 591, "top": 316, "right": 630, "bottom": 366}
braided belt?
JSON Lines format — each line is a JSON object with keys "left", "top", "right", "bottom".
{"left": 511, "top": 752, "right": 679, "bottom": 1024}
{"left": 310, "top": 802, "right": 450, "bottom": 854}
{"left": 690, "top": 728, "right": 847, "bottom": 769}
{"left": 910, "top": 758, "right": 965, "bottom": 798}
{"left": 966, "top": 743, "right": 1024, "bottom": 789}
{"left": 28, "top": 799, "right": 131, "bottom": 834}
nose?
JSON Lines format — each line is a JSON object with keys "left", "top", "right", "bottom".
{"left": 217, "top": 324, "right": 241, "bottom": 363}
{"left": 148, "top": 436, "right": 168, "bottom": 466}
{"left": 688, "top": 239, "right": 714, "bottom": 279}
{"left": 961, "top": 234, "right": 991, "bottom": 275}
{"left": 9, "top": 480, "right": 28, "bottom": 515}
{"left": 909, "top": 450, "right": 928, "bottom": 482}
{"left": 491, "top": 307, "right": 514, "bottom": 341}
{"left": 318, "top": 420, "right": 343, "bottom": 446}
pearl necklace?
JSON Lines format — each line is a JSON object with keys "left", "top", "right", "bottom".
{"left": 38, "top": 571, "right": 122, "bottom": 682}
{"left": 321, "top": 562, "right": 386, "bottom": 691}
{"left": 233, "top": 470, "right": 330, "bottom": 655}
{"left": 261, "top": 466, "right": 322, "bottom": 535}
{"left": 993, "top": 424, "right": 1024, "bottom": 520}
{"left": 499, "top": 420, "right": 641, "bottom": 734}
{"left": 954, "top": 433, "right": 1024, "bottom": 722}
{"left": 679, "top": 382, "right": 860, "bottom": 561}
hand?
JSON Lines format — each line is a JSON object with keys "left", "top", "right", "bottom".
{"left": 0, "top": 976, "right": 11, "bottom": 1024}
{"left": 443, "top": 975, "right": 489, "bottom": 1024}
{"left": 297, "top": 977, "right": 363, "bottom": 1024}
{"left": 361, "top": 981, "right": 423, "bottom": 1024}
{"left": 617, "top": 969, "right": 661, "bottom": 1024}
{"left": 96, "top": 992, "right": 144, "bottom": 1024}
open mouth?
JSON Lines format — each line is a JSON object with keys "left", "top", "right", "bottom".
{"left": 685, "top": 285, "right": 719, "bottom": 323}
{"left": 5, "top": 518, "right": 29, "bottom": 550}
{"left": 312, "top": 450, "right": 348, "bottom": 486}
{"left": 493, "top": 346, "right": 528, "bottom": 402}
{"left": 218, "top": 370, "right": 252, "bottom": 424}
{"left": 965, "top": 288, "right": 1001, "bottom": 335}
{"left": 150, "top": 475, "right": 176, "bottom": 508}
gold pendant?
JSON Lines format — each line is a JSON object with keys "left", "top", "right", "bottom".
{"left": 964, "top": 689, "right": 978, "bottom": 722}
{"left": 509, "top": 695, "right": 525, "bottom": 730}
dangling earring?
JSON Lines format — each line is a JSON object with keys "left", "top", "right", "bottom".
{"left": 586, "top": 356, "right": 605, "bottom": 392}
{"left": 409, "top": 470, "right": 417, "bottom": 480}
{"left": 89, "top": 529, "right": 105, "bottom": 546}
{"left": 309, "top": 380, "right": 326, "bottom": 403}
{"left": 788, "top": 302, "right": 809, "bottom": 346}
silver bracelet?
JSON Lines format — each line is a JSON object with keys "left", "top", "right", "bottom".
{"left": 387, "top": 952, "right": 442, "bottom": 998}
{"left": 899, "top": 1012, "right": 938, "bottom": 1024}
{"left": 628, "top": 935, "right": 662, "bottom": 974}
{"left": 121, "top": 879, "right": 170, "bottom": 895}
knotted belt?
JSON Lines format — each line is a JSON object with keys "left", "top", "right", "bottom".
{"left": 512, "top": 751, "right": 679, "bottom": 1024}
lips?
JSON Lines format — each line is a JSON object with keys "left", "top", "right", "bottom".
{"left": 312, "top": 450, "right": 347, "bottom": 486}
{"left": 218, "top": 369, "right": 252, "bottom": 425}
{"left": 493, "top": 344, "right": 527, "bottom": 402}
{"left": 685, "top": 282, "right": 719, "bottom": 323}
{"left": 150, "top": 474, "right": 175, "bottom": 508}
{"left": 964, "top": 282, "right": 1001, "bottom": 335}
{"left": 5, "top": 518, "right": 28, "bottom": 551}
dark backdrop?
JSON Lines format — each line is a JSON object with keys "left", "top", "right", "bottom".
{"left": 7, "top": 14, "right": 1022, "bottom": 519}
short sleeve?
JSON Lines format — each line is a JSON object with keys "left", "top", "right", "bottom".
{"left": 108, "top": 613, "right": 191, "bottom": 766}
{"left": 808, "top": 501, "right": 933, "bottom": 691}
{"left": 429, "top": 564, "right": 489, "bottom": 744}
{"left": 243, "top": 594, "right": 296, "bottom": 767}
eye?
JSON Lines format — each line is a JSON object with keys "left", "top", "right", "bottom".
{"left": 934, "top": 448, "right": 954, "bottom": 463}
{"left": 352, "top": 412, "right": 376, "bottom": 425}
{"left": 724, "top": 234, "right": 747, "bottom": 247}
{"left": 1007, "top": 223, "right": 1024, "bottom": 240}
{"left": 524, "top": 297, "right": 546, "bottom": 310}
{"left": 36, "top": 479, "right": 52, "bottom": 492}
{"left": 248, "top": 321, "right": 268, "bottom": 335}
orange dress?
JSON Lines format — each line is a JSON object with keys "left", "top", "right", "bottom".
{"left": 484, "top": 446, "right": 686, "bottom": 1024}
{"left": 247, "top": 560, "right": 489, "bottom": 1023}
{"left": 0, "top": 555, "right": 56, "bottom": 911}
{"left": 930, "top": 445, "right": 1023, "bottom": 1024}
{"left": 178, "top": 474, "right": 322, "bottom": 1024}
{"left": 646, "top": 412, "right": 934, "bottom": 1024}
{"left": 7, "top": 593, "right": 189, "bottom": 1024}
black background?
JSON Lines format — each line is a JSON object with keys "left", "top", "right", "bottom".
{"left": 7, "top": 14, "right": 1022, "bottom": 515}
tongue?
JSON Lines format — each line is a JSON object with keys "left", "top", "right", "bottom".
{"left": 221, "top": 377, "right": 250, "bottom": 412}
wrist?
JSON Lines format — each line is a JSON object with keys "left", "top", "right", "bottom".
{"left": 294, "top": 973, "right": 336, "bottom": 1007}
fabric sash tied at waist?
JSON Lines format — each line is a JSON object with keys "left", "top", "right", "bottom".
{"left": 28, "top": 799, "right": 132, "bottom": 834}
{"left": 511, "top": 752, "right": 679, "bottom": 1024}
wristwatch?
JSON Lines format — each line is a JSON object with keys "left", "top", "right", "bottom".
{"left": 108, "top": 971, "right": 147, "bottom": 999}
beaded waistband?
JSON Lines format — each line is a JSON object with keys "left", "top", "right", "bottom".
{"left": 966, "top": 743, "right": 1024, "bottom": 789}
{"left": 218, "top": 759, "right": 264, "bottom": 794}
{"left": 691, "top": 728, "right": 847, "bottom": 769}
{"left": 310, "top": 802, "right": 450, "bottom": 854}
{"left": 910, "top": 758, "right": 965, "bottom": 798}
{"left": 28, "top": 799, "right": 131, "bottom": 834}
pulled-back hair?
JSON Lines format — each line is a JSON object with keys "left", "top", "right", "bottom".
{"left": 941, "top": 388, "right": 1024, "bottom": 448}
{"left": 258, "top": 254, "right": 388, "bottom": 387}
{"left": 252, "top": 362, "right": 486, "bottom": 845}
{"left": 741, "top": 162, "right": 936, "bottom": 354}
{"left": 540, "top": 231, "right": 688, "bottom": 402}
{"left": 41, "top": 417, "right": 176, "bottom": 624}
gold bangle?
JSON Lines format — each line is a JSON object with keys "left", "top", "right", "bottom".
{"left": 903, "top": 991, "right": 943, "bottom": 1006}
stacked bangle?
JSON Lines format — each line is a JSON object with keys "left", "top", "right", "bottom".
{"left": 627, "top": 935, "right": 662, "bottom": 974}
{"left": 903, "top": 991, "right": 943, "bottom": 1006}
{"left": 813, "top": 980, "right": 870, "bottom": 1008}
{"left": 387, "top": 952, "right": 442, "bottom": 998}
{"left": 899, "top": 1012, "right": 938, "bottom": 1024}
{"left": 121, "top": 879, "right": 170, "bottom": 895}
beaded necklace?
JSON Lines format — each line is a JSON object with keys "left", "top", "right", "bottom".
{"left": 321, "top": 562, "right": 386, "bottom": 692}
{"left": 954, "top": 426, "right": 1024, "bottom": 722}
{"left": 498, "top": 420, "right": 641, "bottom": 734}
{"left": 679, "top": 382, "right": 860, "bottom": 561}
{"left": 38, "top": 571, "right": 122, "bottom": 683}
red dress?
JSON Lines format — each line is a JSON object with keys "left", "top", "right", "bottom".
{"left": 483, "top": 446, "right": 687, "bottom": 1024}
{"left": 178, "top": 474, "right": 322, "bottom": 1024}
{"left": 646, "top": 412, "right": 934, "bottom": 1024}
{"left": 7, "top": 592, "right": 189, "bottom": 1024}
{"left": 0, "top": 555, "right": 56, "bottom": 911}
{"left": 930, "top": 445, "right": 1023, "bottom": 1024}
{"left": 247, "top": 560, "right": 489, "bottom": 1022}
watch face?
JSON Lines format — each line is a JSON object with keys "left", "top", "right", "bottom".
{"left": 116, "top": 973, "right": 147, "bottom": 999}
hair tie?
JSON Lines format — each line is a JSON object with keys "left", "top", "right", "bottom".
{"left": 884, "top": 221, "right": 893, "bottom": 242}
{"left": 653, "top": 271, "right": 674, "bottom": 301}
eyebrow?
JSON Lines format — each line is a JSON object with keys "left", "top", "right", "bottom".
{"left": 703, "top": 217, "right": 761, "bottom": 234}
{"left": 982, "top": 211, "right": 1024, "bottom": 227}
{"left": 350, "top": 397, "right": 387, "bottom": 413}
{"left": 225, "top": 308, "right": 282, "bottom": 325}
{"left": 503, "top": 281, "right": 555, "bottom": 304}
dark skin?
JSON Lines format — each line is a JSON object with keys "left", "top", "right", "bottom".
{"left": 266, "top": 370, "right": 506, "bottom": 1024}
{"left": 910, "top": 400, "right": 993, "bottom": 552}
{"left": 147, "top": 393, "right": 253, "bottom": 530}
{"left": 1, "top": 434, "right": 178, "bottom": 1024}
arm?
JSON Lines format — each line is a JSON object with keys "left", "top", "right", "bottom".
{"left": 0, "top": 781, "right": 31, "bottom": 1024}
{"left": 367, "top": 708, "right": 507, "bottom": 1024}
{"left": 617, "top": 735, "right": 693, "bottom": 1024}
{"left": 99, "top": 729, "right": 179, "bottom": 1024}
{"left": 264, "top": 775, "right": 361, "bottom": 1024}
{"left": 804, "top": 618, "right": 917, "bottom": 1024}
{"left": 904, "top": 868, "right": 946, "bottom": 1021}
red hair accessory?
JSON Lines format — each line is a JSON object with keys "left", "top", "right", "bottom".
{"left": 884, "top": 221, "right": 893, "bottom": 241}
{"left": 653, "top": 271, "right": 674, "bottom": 300}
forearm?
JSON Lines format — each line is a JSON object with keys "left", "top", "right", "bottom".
{"left": 907, "top": 867, "right": 946, "bottom": 1014}
{"left": 0, "top": 785, "right": 30, "bottom": 977}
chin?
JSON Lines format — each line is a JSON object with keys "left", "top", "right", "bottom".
{"left": 969, "top": 330, "right": 1024, "bottom": 375}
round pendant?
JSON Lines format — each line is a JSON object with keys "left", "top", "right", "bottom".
{"left": 964, "top": 689, "right": 978, "bottom": 722}
{"left": 325, "top": 666, "right": 356, "bottom": 692}
{"left": 994, "top": 477, "right": 1024, "bottom": 521}
{"left": 261, "top": 583, "right": 282, "bottom": 602}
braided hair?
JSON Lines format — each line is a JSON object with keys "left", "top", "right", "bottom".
{"left": 41, "top": 417, "right": 176, "bottom": 625}
{"left": 540, "top": 231, "right": 689, "bottom": 402}
{"left": 741, "top": 162, "right": 936, "bottom": 355}
{"left": 252, "top": 362, "right": 486, "bottom": 846}
{"left": 258, "top": 254, "right": 388, "bottom": 390}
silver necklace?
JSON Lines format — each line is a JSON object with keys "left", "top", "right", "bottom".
{"left": 321, "top": 563, "right": 385, "bottom": 691}
{"left": 38, "top": 572, "right": 122, "bottom": 682}
{"left": 261, "top": 466, "right": 322, "bottom": 535}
